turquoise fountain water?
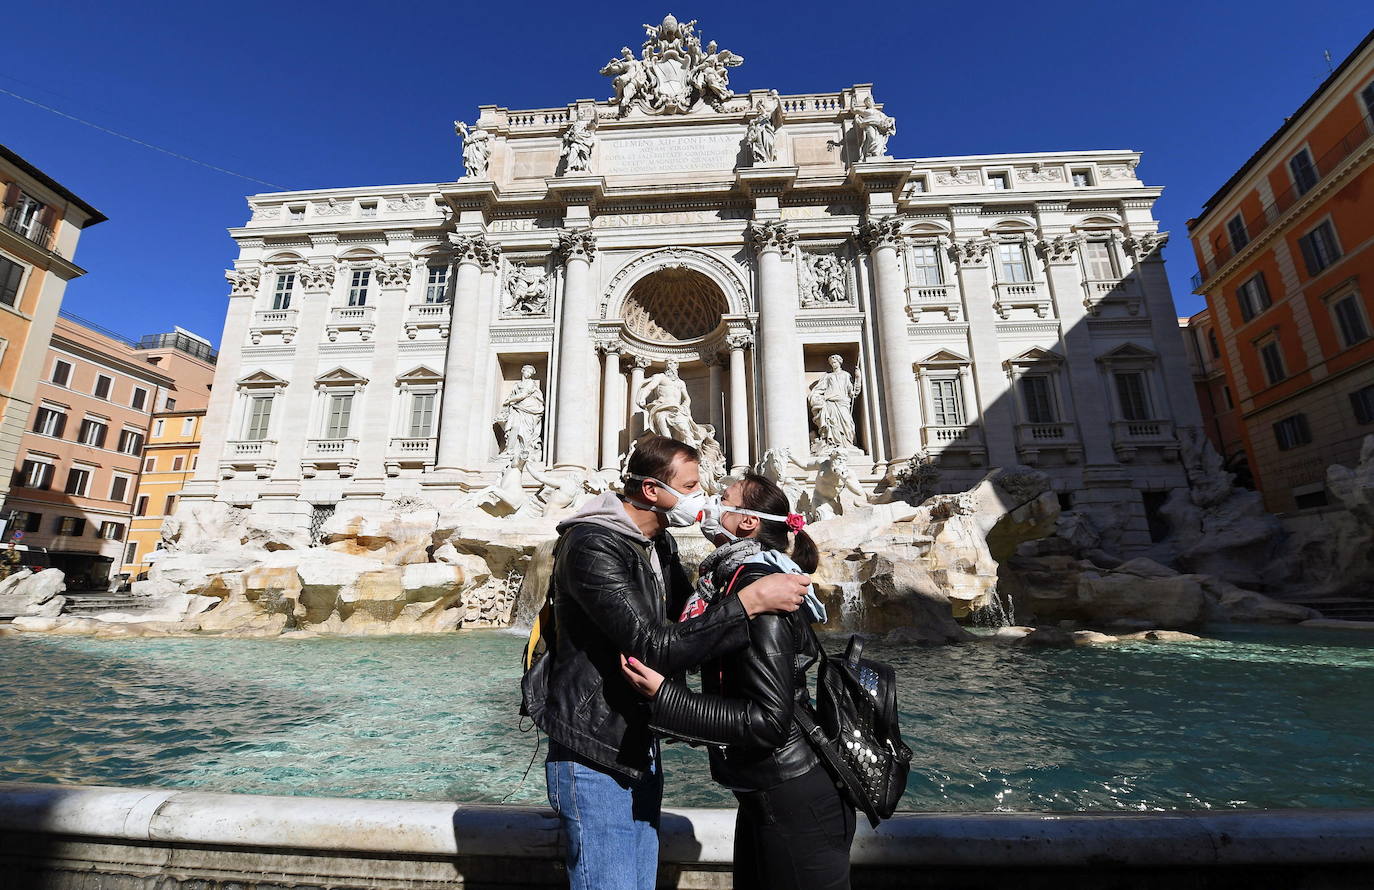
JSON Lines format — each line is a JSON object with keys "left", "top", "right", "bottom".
{"left": 2, "top": 625, "right": 1372, "bottom": 811}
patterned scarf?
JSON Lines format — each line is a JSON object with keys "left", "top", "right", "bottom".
{"left": 678, "top": 538, "right": 762, "bottom": 621}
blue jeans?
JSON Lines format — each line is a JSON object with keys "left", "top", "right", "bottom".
{"left": 545, "top": 741, "right": 662, "bottom": 890}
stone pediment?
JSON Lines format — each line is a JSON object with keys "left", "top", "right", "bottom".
{"left": 314, "top": 367, "right": 369, "bottom": 387}
{"left": 1005, "top": 346, "right": 1064, "bottom": 368}
{"left": 920, "top": 349, "right": 971, "bottom": 366}
{"left": 236, "top": 369, "right": 288, "bottom": 388}
{"left": 396, "top": 365, "right": 443, "bottom": 386}
{"left": 1097, "top": 342, "right": 1157, "bottom": 362}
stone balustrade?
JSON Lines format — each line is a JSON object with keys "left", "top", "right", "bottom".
{"left": 1111, "top": 418, "right": 1180, "bottom": 463}
{"left": 302, "top": 438, "right": 359, "bottom": 477}
{"left": 248, "top": 308, "right": 298, "bottom": 344}
{"left": 386, "top": 436, "right": 437, "bottom": 475}
{"left": 404, "top": 302, "right": 450, "bottom": 339}
{"left": 992, "top": 281, "right": 1050, "bottom": 318}
{"left": 325, "top": 305, "right": 376, "bottom": 341}
{"left": 220, "top": 440, "right": 276, "bottom": 479}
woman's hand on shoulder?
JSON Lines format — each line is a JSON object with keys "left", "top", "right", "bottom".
{"left": 737, "top": 572, "right": 810, "bottom": 618}
{"left": 620, "top": 654, "right": 664, "bottom": 699}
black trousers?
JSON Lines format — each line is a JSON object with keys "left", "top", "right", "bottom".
{"left": 731, "top": 765, "right": 856, "bottom": 890}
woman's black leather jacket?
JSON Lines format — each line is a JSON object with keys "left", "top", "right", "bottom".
{"left": 649, "top": 562, "right": 820, "bottom": 791}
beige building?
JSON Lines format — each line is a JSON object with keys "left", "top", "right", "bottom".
{"left": 2, "top": 314, "right": 215, "bottom": 587}
{"left": 122, "top": 408, "right": 204, "bottom": 579}
{"left": 0, "top": 145, "right": 106, "bottom": 510}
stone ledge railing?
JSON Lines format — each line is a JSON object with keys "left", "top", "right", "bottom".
{"left": 3, "top": 782, "right": 1374, "bottom": 889}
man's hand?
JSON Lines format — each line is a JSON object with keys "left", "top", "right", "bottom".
{"left": 620, "top": 654, "right": 664, "bottom": 698}
{"left": 737, "top": 573, "right": 810, "bottom": 618}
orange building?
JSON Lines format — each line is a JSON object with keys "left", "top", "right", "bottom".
{"left": 1, "top": 314, "right": 215, "bottom": 587}
{"left": 1188, "top": 30, "right": 1374, "bottom": 512}
{"left": 0, "top": 145, "right": 106, "bottom": 507}
{"left": 121, "top": 408, "right": 204, "bottom": 579}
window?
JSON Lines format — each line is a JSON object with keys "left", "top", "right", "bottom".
{"left": 77, "top": 418, "right": 108, "bottom": 448}
{"left": 64, "top": 466, "right": 91, "bottom": 496}
{"left": 56, "top": 517, "right": 85, "bottom": 537}
{"left": 1289, "top": 149, "right": 1318, "bottom": 195}
{"left": 172, "top": 456, "right": 184, "bottom": 471}
{"left": 1273, "top": 413, "right": 1312, "bottom": 450}
{"left": 326, "top": 393, "right": 353, "bottom": 439}
{"left": 1363, "top": 81, "right": 1374, "bottom": 119}
{"left": 1236, "top": 273, "right": 1272, "bottom": 322}
{"left": 1018, "top": 376, "right": 1057, "bottom": 424}
{"left": 0, "top": 255, "right": 23, "bottom": 307}
{"left": 163, "top": 495, "right": 176, "bottom": 515}
{"left": 1259, "top": 340, "right": 1286, "bottom": 385}
{"left": 1298, "top": 221, "right": 1341, "bottom": 276}
{"left": 131, "top": 387, "right": 147, "bottom": 410}
{"left": 182, "top": 417, "right": 195, "bottom": 435}
{"left": 1071, "top": 169, "right": 1092, "bottom": 187}
{"left": 408, "top": 392, "right": 436, "bottom": 438}
{"left": 1226, "top": 214, "right": 1249, "bottom": 252}
{"left": 1352, "top": 384, "right": 1374, "bottom": 424}
{"left": 1222, "top": 385, "right": 1234, "bottom": 410}
{"left": 424, "top": 266, "right": 449, "bottom": 303}
{"left": 99, "top": 521, "right": 125, "bottom": 541}
{"left": 348, "top": 269, "right": 370, "bottom": 306}
{"left": 997, "top": 242, "right": 1030, "bottom": 283}
{"left": 988, "top": 172, "right": 1009, "bottom": 190}
{"left": 360, "top": 201, "right": 378, "bottom": 218}
{"left": 928, "top": 379, "right": 964, "bottom": 426}
{"left": 18, "top": 459, "right": 53, "bottom": 490}
{"left": 1114, "top": 371, "right": 1151, "bottom": 421}
{"left": 153, "top": 419, "right": 164, "bottom": 437}
{"left": 1082, "top": 241, "right": 1116, "bottom": 279}
{"left": 109, "top": 475, "right": 129, "bottom": 502}
{"left": 6, "top": 192, "right": 46, "bottom": 239}
{"left": 143, "top": 456, "right": 156, "bottom": 472}
{"left": 191, "top": 455, "right": 198, "bottom": 469}
{"left": 135, "top": 495, "right": 149, "bottom": 516}
{"left": 1332, "top": 293, "right": 1370, "bottom": 347}
{"left": 272, "top": 272, "right": 295, "bottom": 311}
{"left": 287, "top": 205, "right": 305, "bottom": 221}
{"left": 12, "top": 512, "right": 41, "bottom": 533}
{"left": 909, "top": 245, "right": 942, "bottom": 286}
{"left": 93, "top": 375, "right": 112, "bottom": 400}
{"left": 33, "top": 406, "right": 65, "bottom": 438}
{"left": 1207, "top": 329, "right": 1220, "bottom": 358}
{"left": 163, "top": 397, "right": 176, "bottom": 411}
{"left": 910, "top": 176, "right": 928, "bottom": 193}
{"left": 117, "top": 429, "right": 144, "bottom": 455}
{"left": 246, "top": 395, "right": 273, "bottom": 440}
{"left": 124, "top": 542, "right": 138, "bottom": 565}
{"left": 51, "top": 359, "right": 71, "bottom": 386}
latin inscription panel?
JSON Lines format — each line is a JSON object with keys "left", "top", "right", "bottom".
{"left": 599, "top": 131, "right": 741, "bottom": 175}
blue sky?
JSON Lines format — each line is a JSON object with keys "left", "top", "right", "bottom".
{"left": 3, "top": 1, "right": 1370, "bottom": 346}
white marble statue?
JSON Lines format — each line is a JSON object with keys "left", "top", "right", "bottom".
{"left": 755, "top": 448, "right": 806, "bottom": 511}
{"left": 746, "top": 90, "right": 780, "bottom": 165}
{"left": 560, "top": 117, "right": 596, "bottom": 174}
{"left": 853, "top": 97, "right": 896, "bottom": 161}
{"left": 788, "top": 446, "right": 872, "bottom": 522}
{"left": 454, "top": 121, "right": 492, "bottom": 179}
{"left": 601, "top": 15, "right": 744, "bottom": 116}
{"left": 807, "top": 354, "right": 862, "bottom": 451}
{"left": 635, "top": 359, "right": 708, "bottom": 447}
{"left": 496, "top": 365, "right": 545, "bottom": 459}
{"left": 800, "top": 253, "right": 847, "bottom": 305}
{"left": 601, "top": 48, "right": 650, "bottom": 115}
{"left": 505, "top": 265, "right": 549, "bottom": 316}
{"left": 476, "top": 450, "right": 532, "bottom": 518}
{"left": 693, "top": 40, "right": 744, "bottom": 111}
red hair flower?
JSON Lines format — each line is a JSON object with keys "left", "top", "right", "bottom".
{"left": 785, "top": 513, "right": 806, "bottom": 533}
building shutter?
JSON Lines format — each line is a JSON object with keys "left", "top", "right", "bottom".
{"left": 1298, "top": 234, "right": 1320, "bottom": 277}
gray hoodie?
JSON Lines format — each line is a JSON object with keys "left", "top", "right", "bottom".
{"left": 555, "top": 490, "right": 664, "bottom": 584}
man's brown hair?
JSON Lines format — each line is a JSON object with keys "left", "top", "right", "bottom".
{"left": 624, "top": 434, "right": 699, "bottom": 500}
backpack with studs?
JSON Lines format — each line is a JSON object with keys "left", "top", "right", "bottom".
{"left": 793, "top": 627, "right": 911, "bottom": 828}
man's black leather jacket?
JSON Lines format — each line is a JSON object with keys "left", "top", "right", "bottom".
{"left": 648, "top": 563, "right": 821, "bottom": 791}
{"left": 524, "top": 522, "right": 751, "bottom": 781}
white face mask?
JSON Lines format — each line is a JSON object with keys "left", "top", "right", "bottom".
{"left": 626, "top": 474, "right": 708, "bottom": 528}
{"left": 699, "top": 495, "right": 791, "bottom": 544}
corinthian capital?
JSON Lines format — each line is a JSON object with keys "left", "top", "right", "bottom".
{"left": 857, "top": 217, "right": 904, "bottom": 252}
{"left": 558, "top": 228, "right": 598, "bottom": 262}
{"left": 748, "top": 220, "right": 796, "bottom": 256}
{"left": 298, "top": 263, "right": 337, "bottom": 293}
{"left": 1124, "top": 231, "right": 1169, "bottom": 262}
{"left": 726, "top": 331, "right": 755, "bottom": 351}
{"left": 1036, "top": 234, "right": 1082, "bottom": 265}
{"left": 225, "top": 267, "right": 261, "bottom": 296}
{"left": 376, "top": 260, "right": 413, "bottom": 288}
{"left": 948, "top": 237, "right": 993, "bottom": 267}
{"left": 449, "top": 233, "right": 501, "bottom": 269}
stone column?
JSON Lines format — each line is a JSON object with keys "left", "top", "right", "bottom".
{"left": 598, "top": 342, "right": 623, "bottom": 472}
{"left": 859, "top": 218, "right": 923, "bottom": 461}
{"left": 628, "top": 356, "right": 649, "bottom": 438}
{"left": 727, "top": 332, "right": 752, "bottom": 474}
{"left": 272, "top": 259, "right": 336, "bottom": 484}
{"left": 552, "top": 229, "right": 598, "bottom": 470}
{"left": 1127, "top": 231, "right": 1202, "bottom": 429}
{"left": 707, "top": 355, "right": 724, "bottom": 442}
{"left": 187, "top": 269, "right": 260, "bottom": 493}
{"left": 949, "top": 234, "right": 1018, "bottom": 467}
{"left": 1038, "top": 234, "right": 1114, "bottom": 465}
{"left": 434, "top": 233, "right": 494, "bottom": 473}
{"left": 352, "top": 259, "right": 414, "bottom": 488}
{"left": 466, "top": 254, "right": 503, "bottom": 462}
{"left": 749, "top": 221, "right": 808, "bottom": 453}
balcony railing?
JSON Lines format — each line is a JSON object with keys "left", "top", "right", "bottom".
{"left": 1, "top": 207, "right": 53, "bottom": 250}
{"left": 404, "top": 302, "right": 451, "bottom": 339}
{"left": 1192, "top": 114, "right": 1374, "bottom": 290}
{"left": 922, "top": 424, "right": 986, "bottom": 464}
{"left": 1110, "top": 418, "right": 1179, "bottom": 463}
{"left": 1082, "top": 278, "right": 1143, "bottom": 316}
{"left": 221, "top": 440, "right": 277, "bottom": 479}
{"left": 386, "top": 436, "right": 437, "bottom": 475}
{"left": 1015, "top": 422, "right": 1082, "bottom": 465}
{"left": 302, "top": 438, "right": 360, "bottom": 477}
{"left": 991, "top": 281, "right": 1049, "bottom": 319}
{"left": 905, "top": 284, "right": 961, "bottom": 322}
{"left": 325, "top": 305, "right": 376, "bottom": 341}
{"left": 249, "top": 309, "right": 299, "bottom": 345}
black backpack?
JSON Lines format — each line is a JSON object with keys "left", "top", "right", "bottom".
{"left": 794, "top": 627, "right": 912, "bottom": 828}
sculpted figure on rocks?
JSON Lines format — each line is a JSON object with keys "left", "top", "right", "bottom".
{"left": 635, "top": 359, "right": 708, "bottom": 448}
{"left": 788, "top": 446, "right": 873, "bottom": 522}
